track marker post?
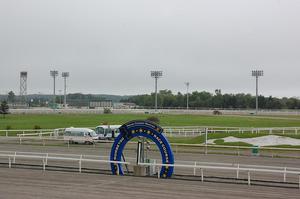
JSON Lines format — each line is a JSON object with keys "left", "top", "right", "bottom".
{"left": 43, "top": 158, "right": 46, "bottom": 171}
{"left": 8, "top": 157, "right": 11, "bottom": 168}
{"left": 157, "top": 166, "right": 160, "bottom": 179}
{"left": 284, "top": 167, "right": 287, "bottom": 182}
{"left": 13, "top": 152, "right": 16, "bottom": 163}
{"left": 236, "top": 164, "right": 240, "bottom": 179}
{"left": 79, "top": 155, "right": 82, "bottom": 173}
{"left": 200, "top": 168, "right": 204, "bottom": 182}
{"left": 248, "top": 171, "right": 251, "bottom": 186}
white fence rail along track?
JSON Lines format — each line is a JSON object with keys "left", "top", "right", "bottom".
{"left": 138, "top": 162, "right": 300, "bottom": 188}
{"left": 1, "top": 126, "right": 300, "bottom": 137}
{"left": 1, "top": 150, "right": 300, "bottom": 188}
{"left": 1, "top": 136, "right": 300, "bottom": 159}
{"left": 0, "top": 151, "right": 130, "bottom": 174}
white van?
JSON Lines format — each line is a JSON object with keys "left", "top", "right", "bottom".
{"left": 64, "top": 127, "right": 98, "bottom": 144}
{"left": 95, "top": 125, "right": 121, "bottom": 140}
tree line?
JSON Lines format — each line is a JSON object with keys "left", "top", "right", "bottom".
{"left": 121, "top": 90, "right": 300, "bottom": 109}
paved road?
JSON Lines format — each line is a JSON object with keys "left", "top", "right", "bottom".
{"left": 0, "top": 168, "right": 299, "bottom": 199}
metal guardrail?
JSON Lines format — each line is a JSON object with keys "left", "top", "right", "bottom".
{"left": 0, "top": 150, "right": 299, "bottom": 187}
{"left": 1, "top": 126, "right": 300, "bottom": 137}
{"left": 138, "top": 162, "right": 300, "bottom": 188}
{"left": 1, "top": 136, "right": 300, "bottom": 157}
{"left": 0, "top": 151, "right": 130, "bottom": 174}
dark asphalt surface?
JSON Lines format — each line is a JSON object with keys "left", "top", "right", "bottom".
{"left": 0, "top": 168, "right": 299, "bottom": 199}
{"left": 0, "top": 143, "right": 300, "bottom": 198}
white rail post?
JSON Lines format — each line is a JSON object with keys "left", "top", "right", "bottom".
{"left": 79, "top": 155, "right": 82, "bottom": 173}
{"left": 19, "top": 135, "right": 22, "bottom": 145}
{"left": 45, "top": 153, "right": 48, "bottom": 165}
{"left": 43, "top": 158, "right": 46, "bottom": 171}
{"left": 8, "top": 157, "right": 11, "bottom": 168}
{"left": 248, "top": 171, "right": 251, "bottom": 186}
{"left": 157, "top": 166, "right": 160, "bottom": 179}
{"left": 193, "top": 162, "right": 197, "bottom": 176}
{"left": 152, "top": 159, "right": 157, "bottom": 174}
{"left": 205, "top": 128, "right": 208, "bottom": 145}
{"left": 298, "top": 175, "right": 300, "bottom": 189}
{"left": 116, "top": 164, "right": 119, "bottom": 175}
{"left": 13, "top": 152, "right": 16, "bottom": 163}
{"left": 6, "top": 130, "right": 8, "bottom": 137}
{"left": 283, "top": 167, "right": 287, "bottom": 182}
{"left": 236, "top": 164, "right": 239, "bottom": 179}
{"left": 200, "top": 168, "right": 204, "bottom": 182}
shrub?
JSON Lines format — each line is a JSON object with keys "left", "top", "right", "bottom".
{"left": 6, "top": 125, "right": 12, "bottom": 130}
{"left": 103, "top": 108, "right": 112, "bottom": 114}
{"left": 147, "top": 116, "right": 160, "bottom": 124}
{"left": 213, "top": 110, "right": 222, "bottom": 115}
{"left": 33, "top": 125, "right": 41, "bottom": 129}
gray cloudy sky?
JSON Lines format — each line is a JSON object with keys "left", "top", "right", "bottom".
{"left": 0, "top": 0, "right": 299, "bottom": 97}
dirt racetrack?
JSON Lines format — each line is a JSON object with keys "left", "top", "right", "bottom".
{"left": 0, "top": 168, "right": 299, "bottom": 199}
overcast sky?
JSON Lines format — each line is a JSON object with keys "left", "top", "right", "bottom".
{"left": 0, "top": 0, "right": 299, "bottom": 97}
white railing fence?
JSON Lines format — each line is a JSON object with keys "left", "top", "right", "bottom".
{"left": 138, "top": 162, "right": 300, "bottom": 188}
{"left": 0, "top": 151, "right": 130, "bottom": 174}
{"left": 1, "top": 150, "right": 299, "bottom": 188}
{"left": 2, "top": 126, "right": 300, "bottom": 138}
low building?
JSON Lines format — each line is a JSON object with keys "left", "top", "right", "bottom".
{"left": 89, "top": 100, "right": 112, "bottom": 108}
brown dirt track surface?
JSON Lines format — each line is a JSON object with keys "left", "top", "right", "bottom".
{"left": 0, "top": 168, "right": 299, "bottom": 199}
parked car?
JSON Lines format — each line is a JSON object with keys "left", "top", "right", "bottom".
{"left": 95, "top": 125, "right": 121, "bottom": 140}
{"left": 64, "top": 127, "right": 98, "bottom": 144}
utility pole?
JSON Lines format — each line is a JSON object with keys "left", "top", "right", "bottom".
{"left": 251, "top": 70, "right": 264, "bottom": 115}
{"left": 185, "top": 82, "right": 190, "bottom": 109}
{"left": 62, "top": 72, "right": 69, "bottom": 108}
{"left": 50, "top": 70, "right": 58, "bottom": 107}
{"left": 150, "top": 71, "right": 163, "bottom": 111}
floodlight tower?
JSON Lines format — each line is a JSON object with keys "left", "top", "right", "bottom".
{"left": 150, "top": 71, "right": 163, "bottom": 111}
{"left": 185, "top": 82, "right": 190, "bottom": 110}
{"left": 62, "top": 72, "right": 69, "bottom": 108}
{"left": 20, "top": 71, "right": 28, "bottom": 103}
{"left": 50, "top": 70, "right": 59, "bottom": 105}
{"left": 252, "top": 70, "right": 264, "bottom": 115}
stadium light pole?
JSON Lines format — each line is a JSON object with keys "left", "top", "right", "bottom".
{"left": 62, "top": 72, "right": 69, "bottom": 109}
{"left": 185, "top": 82, "right": 190, "bottom": 110}
{"left": 252, "top": 70, "right": 264, "bottom": 115}
{"left": 150, "top": 71, "right": 163, "bottom": 111}
{"left": 50, "top": 70, "right": 59, "bottom": 106}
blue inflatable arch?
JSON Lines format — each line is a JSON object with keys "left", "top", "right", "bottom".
{"left": 110, "top": 120, "right": 174, "bottom": 178}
